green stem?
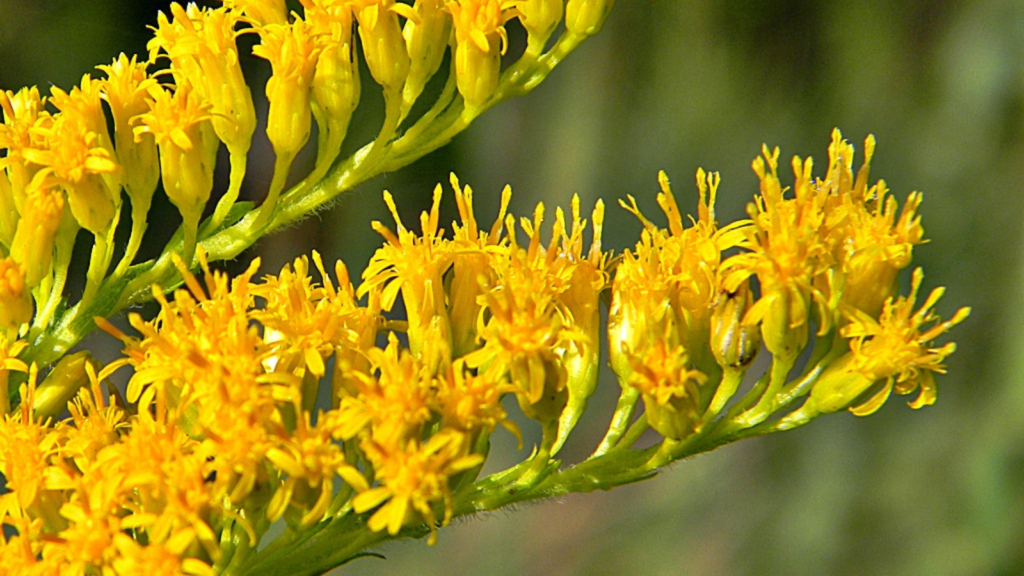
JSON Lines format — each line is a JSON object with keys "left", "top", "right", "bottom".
{"left": 80, "top": 233, "right": 111, "bottom": 310}
{"left": 730, "top": 355, "right": 797, "bottom": 430}
{"left": 703, "top": 367, "right": 746, "bottom": 423}
{"left": 208, "top": 150, "right": 249, "bottom": 234}
{"left": 252, "top": 152, "right": 297, "bottom": 232}
{"left": 613, "top": 412, "right": 648, "bottom": 451}
{"left": 591, "top": 385, "right": 640, "bottom": 458}
{"left": 33, "top": 221, "right": 76, "bottom": 331}
{"left": 112, "top": 201, "right": 151, "bottom": 278}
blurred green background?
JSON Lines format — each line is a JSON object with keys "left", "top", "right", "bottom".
{"left": 3, "top": 1, "right": 1024, "bottom": 574}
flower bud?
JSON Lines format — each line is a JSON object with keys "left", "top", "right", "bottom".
{"left": 449, "top": 0, "right": 510, "bottom": 111}
{"left": 255, "top": 20, "right": 322, "bottom": 162}
{"left": 0, "top": 258, "right": 32, "bottom": 331}
{"left": 32, "top": 351, "right": 92, "bottom": 420}
{"left": 97, "top": 54, "right": 159, "bottom": 215}
{"left": 10, "top": 184, "right": 64, "bottom": 288}
{"left": 807, "top": 352, "right": 876, "bottom": 415}
{"left": 710, "top": 282, "right": 760, "bottom": 369}
{"left": 514, "top": 355, "right": 569, "bottom": 425}
{"left": 402, "top": 0, "right": 452, "bottom": 108}
{"left": 627, "top": 338, "right": 706, "bottom": 441}
{"left": 306, "top": 4, "right": 361, "bottom": 163}
{"left": 134, "top": 84, "right": 218, "bottom": 238}
{"left": 566, "top": 0, "right": 615, "bottom": 36}
{"left": 0, "top": 169, "right": 16, "bottom": 247}
{"left": 518, "top": 0, "right": 563, "bottom": 54}
{"left": 757, "top": 283, "right": 809, "bottom": 361}
{"left": 356, "top": 1, "right": 413, "bottom": 91}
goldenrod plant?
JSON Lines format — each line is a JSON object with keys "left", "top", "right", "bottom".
{"left": 0, "top": 1, "right": 969, "bottom": 575}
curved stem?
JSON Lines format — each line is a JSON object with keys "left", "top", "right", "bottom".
{"left": 591, "top": 384, "right": 640, "bottom": 458}
{"left": 209, "top": 150, "right": 249, "bottom": 234}
{"left": 112, "top": 201, "right": 151, "bottom": 278}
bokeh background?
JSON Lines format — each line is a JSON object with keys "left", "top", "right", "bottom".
{"left": 3, "top": 1, "right": 1024, "bottom": 574}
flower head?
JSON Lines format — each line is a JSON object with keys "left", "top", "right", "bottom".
{"left": 134, "top": 83, "right": 218, "bottom": 236}
{"left": 22, "top": 113, "right": 120, "bottom": 234}
{"left": 810, "top": 268, "right": 970, "bottom": 415}
{"left": 97, "top": 54, "right": 160, "bottom": 208}
{"left": 354, "top": 0, "right": 416, "bottom": 90}
{"left": 447, "top": 0, "right": 515, "bottom": 109}
{"left": 626, "top": 336, "right": 707, "bottom": 440}
{"left": 150, "top": 3, "right": 257, "bottom": 156}
{"left": 0, "top": 258, "right": 32, "bottom": 331}
{"left": 254, "top": 19, "right": 323, "bottom": 160}
{"left": 362, "top": 186, "right": 455, "bottom": 369}
{"left": 353, "top": 430, "right": 482, "bottom": 543}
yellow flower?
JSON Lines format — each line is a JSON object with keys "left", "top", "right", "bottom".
{"left": 265, "top": 412, "right": 368, "bottom": 526}
{"left": 60, "top": 365, "right": 127, "bottom": 473}
{"left": 0, "top": 526, "right": 64, "bottom": 576}
{"left": 22, "top": 113, "right": 120, "bottom": 235}
{"left": 433, "top": 359, "right": 520, "bottom": 441}
{"left": 551, "top": 196, "right": 607, "bottom": 451}
{"left": 465, "top": 202, "right": 582, "bottom": 425}
{"left": 448, "top": 0, "right": 514, "bottom": 110}
{"left": 517, "top": 0, "right": 562, "bottom": 54}
{"left": 354, "top": 0, "right": 416, "bottom": 91}
{"left": 812, "top": 131, "right": 925, "bottom": 318}
{"left": 10, "top": 183, "right": 64, "bottom": 288}
{"left": 0, "top": 370, "right": 67, "bottom": 530}
{"left": 809, "top": 268, "right": 970, "bottom": 416}
{"left": 361, "top": 187, "right": 455, "bottom": 370}
{"left": 0, "top": 257, "right": 32, "bottom": 331}
{"left": 222, "top": 0, "right": 289, "bottom": 26}
{"left": 0, "top": 86, "right": 50, "bottom": 211}
{"left": 110, "top": 532, "right": 214, "bottom": 576}
{"left": 447, "top": 174, "right": 512, "bottom": 358}
{"left": 254, "top": 19, "right": 323, "bottom": 163}
{"left": 723, "top": 146, "right": 833, "bottom": 361}
{"left": 95, "top": 414, "right": 218, "bottom": 560}
{"left": 101, "top": 251, "right": 279, "bottom": 504}
{"left": 149, "top": 3, "right": 258, "bottom": 229}
{"left": 97, "top": 54, "right": 160, "bottom": 215}
{"left": 0, "top": 335, "right": 27, "bottom": 416}
{"left": 614, "top": 169, "right": 745, "bottom": 376}
{"left": 353, "top": 429, "right": 482, "bottom": 543}
{"left": 133, "top": 83, "right": 218, "bottom": 253}
{"left": 334, "top": 334, "right": 434, "bottom": 446}
{"left": 150, "top": 4, "right": 257, "bottom": 158}
{"left": 49, "top": 75, "right": 115, "bottom": 159}
{"left": 626, "top": 336, "right": 707, "bottom": 441}
{"left": 253, "top": 253, "right": 382, "bottom": 411}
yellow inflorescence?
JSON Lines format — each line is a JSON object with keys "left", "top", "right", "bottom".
{"left": 0, "top": 0, "right": 598, "bottom": 355}
{"left": 0, "top": 0, "right": 969, "bottom": 562}
{"left": 0, "top": 119, "right": 968, "bottom": 571}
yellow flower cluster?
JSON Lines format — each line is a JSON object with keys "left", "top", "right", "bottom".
{"left": 0, "top": 130, "right": 967, "bottom": 573}
{"left": 0, "top": 0, "right": 613, "bottom": 349}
